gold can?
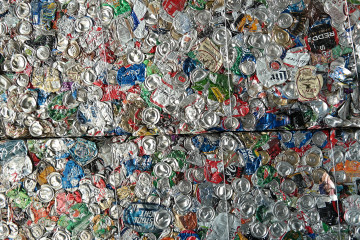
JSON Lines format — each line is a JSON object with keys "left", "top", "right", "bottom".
{"left": 305, "top": 152, "right": 321, "bottom": 167}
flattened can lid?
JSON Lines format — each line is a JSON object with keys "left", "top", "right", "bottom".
{"left": 239, "top": 60, "right": 256, "bottom": 76}
{"left": 297, "top": 194, "right": 315, "bottom": 210}
{"left": 81, "top": 69, "right": 97, "bottom": 85}
{"left": 0, "top": 22, "right": 7, "bottom": 36}
{"left": 142, "top": 107, "right": 160, "bottom": 125}
{"left": 127, "top": 49, "right": 145, "bottom": 65}
{"left": 20, "top": 93, "right": 37, "bottom": 113}
{"left": 231, "top": 177, "right": 251, "bottom": 194}
{"left": 67, "top": 41, "right": 80, "bottom": 58}
{"left": 17, "top": 20, "right": 32, "bottom": 35}
{"left": 36, "top": 46, "right": 51, "bottom": 61}
{"left": 277, "top": 13, "right": 294, "bottom": 29}
{"left": 211, "top": 27, "right": 232, "bottom": 46}
{"left": 223, "top": 116, "right": 240, "bottom": 131}
{"left": 197, "top": 206, "right": 215, "bottom": 222}
{"left": 15, "top": 2, "right": 31, "bottom": 19}
{"left": 47, "top": 172, "right": 63, "bottom": 190}
{"left": 101, "top": 5, "right": 114, "bottom": 25}
{"left": 29, "top": 121, "right": 44, "bottom": 137}
{"left": 154, "top": 209, "right": 172, "bottom": 229}
{"left": 201, "top": 111, "right": 220, "bottom": 129}
{"left": 141, "top": 136, "right": 157, "bottom": 155}
{"left": 17, "top": 74, "right": 29, "bottom": 87}
{"left": 77, "top": 230, "right": 93, "bottom": 240}
{"left": 38, "top": 184, "right": 55, "bottom": 202}
{"left": 220, "top": 134, "right": 238, "bottom": 151}
{"left": 153, "top": 162, "right": 172, "bottom": 178}
{"left": 30, "top": 225, "right": 44, "bottom": 238}
{"left": 175, "top": 194, "right": 192, "bottom": 212}
{"left": 144, "top": 74, "right": 161, "bottom": 91}
{"left": 11, "top": 54, "right": 27, "bottom": 72}
{"left": 53, "top": 230, "right": 71, "bottom": 240}
{"left": 177, "top": 180, "right": 192, "bottom": 195}
{"left": 273, "top": 201, "right": 290, "bottom": 220}
{"left": 0, "top": 221, "right": 9, "bottom": 239}
{"left": 280, "top": 179, "right": 297, "bottom": 195}
{"left": 214, "top": 184, "right": 233, "bottom": 200}
{"left": 156, "top": 135, "right": 171, "bottom": 151}
{"left": 75, "top": 17, "right": 93, "bottom": 33}
{"left": 250, "top": 222, "right": 268, "bottom": 239}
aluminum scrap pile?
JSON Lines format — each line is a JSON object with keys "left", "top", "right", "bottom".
{"left": 0, "top": 0, "right": 360, "bottom": 239}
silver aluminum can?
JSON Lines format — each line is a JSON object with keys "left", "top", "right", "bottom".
{"left": 297, "top": 194, "right": 316, "bottom": 211}
{"left": 277, "top": 13, "right": 294, "bottom": 29}
{"left": 0, "top": 75, "right": 12, "bottom": 90}
{"left": 211, "top": 27, "right": 232, "bottom": 46}
{"left": 17, "top": 20, "right": 32, "bottom": 35}
{"left": 0, "top": 22, "right": 7, "bottom": 36}
{"left": 101, "top": 5, "right": 114, "bottom": 25}
{"left": 19, "top": 93, "right": 37, "bottom": 113}
{"left": 312, "top": 131, "right": 328, "bottom": 147}
{"left": 30, "top": 224, "right": 44, "bottom": 238}
{"left": 75, "top": 17, "right": 93, "bottom": 33}
{"left": 53, "top": 230, "right": 71, "bottom": 240}
{"left": 280, "top": 179, "right": 297, "bottom": 195}
{"left": 67, "top": 41, "right": 81, "bottom": 58}
{"left": 174, "top": 194, "right": 192, "bottom": 212}
{"left": 269, "top": 221, "right": 287, "bottom": 238}
{"left": 7, "top": 222, "right": 18, "bottom": 239}
{"left": 127, "top": 49, "right": 145, "bottom": 65}
{"left": 11, "top": 54, "right": 27, "bottom": 72}
{"left": 288, "top": 217, "right": 304, "bottom": 231}
{"left": 47, "top": 172, "right": 63, "bottom": 190}
{"left": 81, "top": 69, "right": 97, "bottom": 85}
{"left": 144, "top": 74, "right": 162, "bottom": 91}
{"left": 197, "top": 206, "right": 215, "bottom": 222}
{"left": 38, "top": 184, "right": 55, "bottom": 203}
{"left": 231, "top": 177, "right": 250, "bottom": 194}
{"left": 156, "top": 135, "right": 171, "bottom": 151}
{"left": 223, "top": 116, "right": 240, "bottom": 131}
{"left": 276, "top": 161, "right": 294, "bottom": 177}
{"left": 192, "top": 167, "right": 205, "bottom": 182}
{"left": 154, "top": 209, "right": 172, "bottom": 229}
{"left": 141, "top": 136, "right": 157, "bottom": 155}
{"left": 15, "top": 2, "right": 31, "bottom": 19}
{"left": 153, "top": 162, "right": 172, "bottom": 178}
{"left": 239, "top": 59, "right": 256, "bottom": 76}
{"left": 16, "top": 74, "right": 29, "bottom": 87}
{"left": 220, "top": 134, "right": 238, "bottom": 152}
{"left": 239, "top": 200, "right": 256, "bottom": 218}
{"left": 201, "top": 111, "right": 220, "bottom": 129}
{"left": 36, "top": 46, "right": 51, "bottom": 61}
{"left": 142, "top": 107, "right": 160, "bottom": 125}
{"left": 0, "top": 221, "right": 9, "bottom": 239}
{"left": 109, "top": 205, "right": 122, "bottom": 220}
{"left": 177, "top": 180, "right": 192, "bottom": 195}
{"left": 29, "top": 121, "right": 44, "bottom": 137}
{"left": 78, "top": 230, "right": 93, "bottom": 240}
{"left": 190, "top": 68, "right": 208, "bottom": 84}
{"left": 273, "top": 201, "right": 290, "bottom": 220}
{"left": 173, "top": 71, "right": 190, "bottom": 89}
{"left": 250, "top": 221, "right": 268, "bottom": 239}
{"left": 214, "top": 184, "right": 233, "bottom": 200}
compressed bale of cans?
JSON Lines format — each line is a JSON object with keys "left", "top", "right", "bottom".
{"left": 1, "top": 0, "right": 360, "bottom": 239}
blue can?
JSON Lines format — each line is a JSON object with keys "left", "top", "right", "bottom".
{"left": 117, "top": 63, "right": 146, "bottom": 87}
{"left": 123, "top": 203, "right": 165, "bottom": 233}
